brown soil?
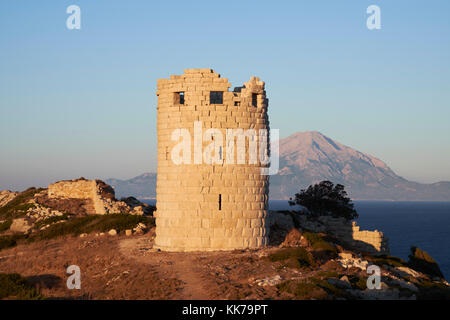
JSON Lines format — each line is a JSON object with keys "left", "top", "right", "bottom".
{"left": 0, "top": 228, "right": 308, "bottom": 299}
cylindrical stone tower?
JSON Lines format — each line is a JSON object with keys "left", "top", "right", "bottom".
{"left": 154, "top": 69, "right": 270, "bottom": 251}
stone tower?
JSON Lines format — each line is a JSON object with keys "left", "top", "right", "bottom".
{"left": 154, "top": 69, "right": 270, "bottom": 251}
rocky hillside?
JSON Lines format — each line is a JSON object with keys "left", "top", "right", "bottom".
{"left": 1, "top": 200, "right": 449, "bottom": 299}
{"left": 107, "top": 132, "right": 450, "bottom": 201}
{"left": 0, "top": 179, "right": 155, "bottom": 240}
{"left": 0, "top": 191, "right": 19, "bottom": 208}
{"left": 1, "top": 180, "right": 449, "bottom": 300}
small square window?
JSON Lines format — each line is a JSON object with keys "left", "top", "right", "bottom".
{"left": 234, "top": 101, "right": 240, "bottom": 106}
{"left": 210, "top": 91, "right": 223, "bottom": 104}
{"left": 174, "top": 92, "right": 184, "bottom": 105}
{"left": 252, "top": 93, "right": 258, "bottom": 107}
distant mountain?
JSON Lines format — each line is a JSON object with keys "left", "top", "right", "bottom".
{"left": 270, "top": 131, "right": 450, "bottom": 201}
{"left": 107, "top": 132, "right": 450, "bottom": 201}
{"left": 106, "top": 173, "right": 156, "bottom": 199}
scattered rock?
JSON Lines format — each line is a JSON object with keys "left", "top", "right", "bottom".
{"left": 133, "top": 223, "right": 147, "bottom": 235}
{"left": 122, "top": 196, "right": 155, "bottom": 215}
{"left": 339, "top": 252, "right": 353, "bottom": 260}
{"left": 280, "top": 229, "right": 303, "bottom": 247}
{"left": 25, "top": 200, "right": 65, "bottom": 222}
{"left": 108, "top": 229, "right": 117, "bottom": 236}
{"left": 125, "top": 229, "right": 132, "bottom": 236}
{"left": 132, "top": 206, "right": 144, "bottom": 215}
{"left": 340, "top": 275, "right": 351, "bottom": 284}
{"left": 337, "top": 254, "right": 369, "bottom": 270}
{"left": 10, "top": 218, "right": 32, "bottom": 234}
{"left": 255, "top": 275, "right": 282, "bottom": 287}
{"left": 393, "top": 266, "right": 423, "bottom": 279}
{"left": 320, "top": 260, "right": 345, "bottom": 273}
{"left": 80, "top": 233, "right": 88, "bottom": 238}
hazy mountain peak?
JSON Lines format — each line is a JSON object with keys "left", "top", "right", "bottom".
{"left": 279, "top": 131, "right": 391, "bottom": 173}
{"left": 271, "top": 131, "right": 450, "bottom": 200}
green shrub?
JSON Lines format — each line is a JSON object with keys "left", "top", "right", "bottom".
{"left": 310, "top": 277, "right": 346, "bottom": 297}
{"left": 303, "top": 232, "right": 337, "bottom": 257}
{"left": 0, "top": 234, "right": 27, "bottom": 250}
{"left": 277, "top": 278, "right": 344, "bottom": 299}
{"left": 0, "top": 188, "right": 43, "bottom": 219}
{"left": 369, "top": 255, "right": 407, "bottom": 268}
{"left": 0, "top": 214, "right": 155, "bottom": 250}
{"left": 348, "top": 275, "right": 368, "bottom": 290}
{"left": 34, "top": 214, "right": 69, "bottom": 229}
{"left": 36, "top": 214, "right": 155, "bottom": 241}
{"left": 277, "top": 280, "right": 321, "bottom": 299}
{"left": 268, "top": 247, "right": 314, "bottom": 269}
{"left": 289, "top": 181, "right": 358, "bottom": 220}
{"left": 0, "top": 273, "right": 44, "bottom": 299}
{"left": 278, "top": 276, "right": 348, "bottom": 299}
{"left": 0, "top": 219, "right": 13, "bottom": 232}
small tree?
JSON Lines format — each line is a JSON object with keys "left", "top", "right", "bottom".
{"left": 289, "top": 181, "right": 358, "bottom": 220}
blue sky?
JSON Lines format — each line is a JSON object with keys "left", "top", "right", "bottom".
{"left": 1, "top": 0, "right": 449, "bottom": 190}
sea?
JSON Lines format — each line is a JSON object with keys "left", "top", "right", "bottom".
{"left": 143, "top": 199, "right": 450, "bottom": 279}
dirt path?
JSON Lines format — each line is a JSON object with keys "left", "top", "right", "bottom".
{"left": 0, "top": 232, "right": 292, "bottom": 299}
{"left": 119, "top": 237, "right": 211, "bottom": 299}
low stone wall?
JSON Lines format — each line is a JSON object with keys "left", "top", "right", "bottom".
{"left": 317, "top": 216, "right": 389, "bottom": 255}
{"left": 47, "top": 178, "right": 150, "bottom": 215}
{"left": 268, "top": 211, "right": 389, "bottom": 255}
{"left": 48, "top": 179, "right": 115, "bottom": 215}
{"left": 49, "top": 179, "right": 104, "bottom": 214}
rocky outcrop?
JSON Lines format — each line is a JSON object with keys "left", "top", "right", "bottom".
{"left": 46, "top": 178, "right": 153, "bottom": 216}
{"left": 0, "top": 190, "right": 19, "bottom": 208}
{"left": 26, "top": 199, "right": 65, "bottom": 222}
{"left": 10, "top": 218, "right": 32, "bottom": 234}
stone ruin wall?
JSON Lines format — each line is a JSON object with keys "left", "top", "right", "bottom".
{"left": 48, "top": 179, "right": 115, "bottom": 215}
{"left": 318, "top": 216, "right": 389, "bottom": 255}
{"left": 154, "top": 69, "right": 270, "bottom": 251}
{"left": 269, "top": 212, "right": 389, "bottom": 255}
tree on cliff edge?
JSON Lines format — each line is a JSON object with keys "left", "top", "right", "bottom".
{"left": 289, "top": 180, "right": 358, "bottom": 221}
